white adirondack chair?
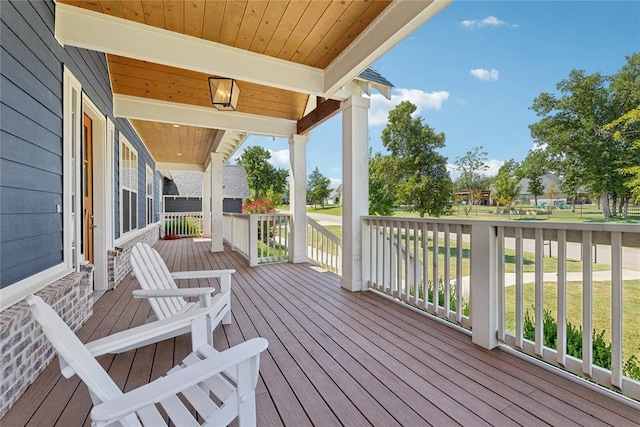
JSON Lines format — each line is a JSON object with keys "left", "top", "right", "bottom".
{"left": 26, "top": 294, "right": 268, "bottom": 427}
{"left": 130, "top": 242, "right": 234, "bottom": 346}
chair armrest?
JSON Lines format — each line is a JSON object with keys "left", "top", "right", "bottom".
{"left": 133, "top": 288, "right": 217, "bottom": 307}
{"left": 84, "top": 307, "right": 212, "bottom": 357}
{"left": 132, "top": 288, "right": 216, "bottom": 298}
{"left": 90, "top": 338, "right": 269, "bottom": 423}
{"left": 170, "top": 269, "right": 235, "bottom": 280}
{"left": 171, "top": 269, "right": 235, "bottom": 293}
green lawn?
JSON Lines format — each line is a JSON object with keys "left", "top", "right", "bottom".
{"left": 505, "top": 280, "right": 640, "bottom": 361}
{"left": 307, "top": 205, "right": 343, "bottom": 215}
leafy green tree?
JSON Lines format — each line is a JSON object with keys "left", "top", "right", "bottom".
{"left": 529, "top": 53, "right": 640, "bottom": 217}
{"left": 368, "top": 150, "right": 396, "bottom": 216}
{"left": 604, "top": 106, "right": 640, "bottom": 203}
{"left": 380, "top": 101, "right": 453, "bottom": 217}
{"left": 454, "top": 146, "right": 488, "bottom": 216}
{"left": 237, "top": 146, "right": 288, "bottom": 202}
{"left": 520, "top": 149, "right": 548, "bottom": 206}
{"left": 493, "top": 160, "right": 521, "bottom": 215}
{"left": 307, "top": 167, "right": 331, "bottom": 208}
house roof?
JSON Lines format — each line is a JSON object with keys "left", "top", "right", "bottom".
{"left": 168, "top": 165, "right": 250, "bottom": 199}
{"left": 54, "top": 0, "right": 451, "bottom": 171}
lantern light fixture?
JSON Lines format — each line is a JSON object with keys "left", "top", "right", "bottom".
{"left": 208, "top": 77, "right": 240, "bottom": 111}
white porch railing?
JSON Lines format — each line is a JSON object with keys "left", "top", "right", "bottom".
{"left": 307, "top": 216, "right": 341, "bottom": 274}
{"left": 161, "top": 212, "right": 203, "bottom": 237}
{"left": 362, "top": 216, "right": 640, "bottom": 400}
{"left": 223, "top": 213, "right": 291, "bottom": 266}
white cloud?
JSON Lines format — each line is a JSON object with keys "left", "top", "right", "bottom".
{"left": 268, "top": 149, "right": 290, "bottom": 166}
{"left": 470, "top": 68, "right": 500, "bottom": 82}
{"left": 458, "top": 16, "right": 518, "bottom": 29}
{"left": 329, "top": 178, "right": 342, "bottom": 189}
{"left": 369, "top": 88, "right": 450, "bottom": 126}
{"left": 448, "top": 159, "right": 504, "bottom": 180}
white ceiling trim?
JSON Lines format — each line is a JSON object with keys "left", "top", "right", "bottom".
{"left": 323, "top": 0, "right": 453, "bottom": 96}
{"left": 54, "top": 3, "right": 324, "bottom": 95}
{"left": 113, "top": 94, "right": 297, "bottom": 137}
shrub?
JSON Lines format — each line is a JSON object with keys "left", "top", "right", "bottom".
{"left": 242, "top": 198, "right": 276, "bottom": 214}
{"left": 523, "top": 308, "right": 639, "bottom": 380}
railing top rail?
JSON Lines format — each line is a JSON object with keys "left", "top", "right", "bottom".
{"left": 307, "top": 216, "right": 342, "bottom": 245}
{"left": 223, "top": 213, "right": 248, "bottom": 219}
{"left": 362, "top": 215, "right": 640, "bottom": 233}
{"left": 163, "top": 211, "right": 203, "bottom": 215}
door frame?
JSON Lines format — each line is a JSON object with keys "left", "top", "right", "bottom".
{"left": 82, "top": 94, "right": 110, "bottom": 291}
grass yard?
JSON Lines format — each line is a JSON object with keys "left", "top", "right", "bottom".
{"left": 504, "top": 280, "right": 640, "bottom": 361}
{"left": 307, "top": 205, "right": 343, "bottom": 215}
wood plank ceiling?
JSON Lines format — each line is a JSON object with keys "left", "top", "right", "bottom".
{"left": 59, "top": 1, "right": 393, "bottom": 167}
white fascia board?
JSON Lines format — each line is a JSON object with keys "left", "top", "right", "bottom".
{"left": 324, "top": 0, "right": 452, "bottom": 96}
{"left": 156, "top": 162, "right": 205, "bottom": 172}
{"left": 113, "top": 94, "right": 297, "bottom": 137}
{"left": 55, "top": 3, "right": 324, "bottom": 95}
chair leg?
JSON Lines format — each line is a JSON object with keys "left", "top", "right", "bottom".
{"left": 222, "top": 309, "right": 232, "bottom": 325}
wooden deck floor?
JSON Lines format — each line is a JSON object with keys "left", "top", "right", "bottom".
{"left": 3, "top": 238, "right": 639, "bottom": 426}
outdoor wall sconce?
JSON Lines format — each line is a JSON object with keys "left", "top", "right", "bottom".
{"left": 208, "top": 77, "right": 240, "bottom": 111}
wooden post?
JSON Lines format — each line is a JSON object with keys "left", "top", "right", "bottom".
{"left": 202, "top": 168, "right": 211, "bottom": 238}
{"left": 341, "top": 93, "right": 369, "bottom": 292}
{"left": 210, "top": 153, "right": 224, "bottom": 252}
{"left": 470, "top": 222, "right": 498, "bottom": 349}
{"left": 289, "top": 134, "right": 308, "bottom": 263}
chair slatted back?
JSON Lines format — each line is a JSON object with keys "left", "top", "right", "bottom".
{"left": 130, "top": 243, "right": 188, "bottom": 319}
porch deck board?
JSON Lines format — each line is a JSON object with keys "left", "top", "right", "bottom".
{"left": 3, "top": 238, "right": 638, "bottom": 426}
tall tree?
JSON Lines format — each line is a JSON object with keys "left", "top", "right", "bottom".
{"left": 493, "top": 160, "right": 521, "bottom": 214}
{"left": 529, "top": 53, "right": 640, "bottom": 217}
{"left": 237, "top": 146, "right": 288, "bottom": 202}
{"left": 520, "top": 149, "right": 547, "bottom": 205}
{"left": 307, "top": 167, "right": 331, "bottom": 208}
{"left": 368, "top": 150, "right": 396, "bottom": 216}
{"left": 605, "top": 106, "right": 640, "bottom": 203}
{"left": 380, "top": 101, "right": 453, "bottom": 217}
{"left": 454, "top": 146, "right": 489, "bottom": 216}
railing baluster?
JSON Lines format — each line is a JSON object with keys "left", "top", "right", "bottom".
{"left": 413, "top": 222, "right": 419, "bottom": 306}
{"left": 515, "top": 227, "right": 524, "bottom": 349}
{"left": 422, "top": 222, "right": 429, "bottom": 310}
{"left": 582, "top": 230, "right": 593, "bottom": 377}
{"left": 557, "top": 228, "right": 567, "bottom": 366}
{"left": 611, "top": 231, "right": 623, "bottom": 388}
{"left": 456, "top": 225, "right": 463, "bottom": 323}
{"left": 431, "top": 223, "right": 439, "bottom": 314}
{"left": 443, "top": 224, "right": 450, "bottom": 317}
{"left": 497, "top": 226, "right": 505, "bottom": 342}
{"left": 403, "top": 221, "right": 410, "bottom": 302}
{"left": 534, "top": 228, "right": 544, "bottom": 356}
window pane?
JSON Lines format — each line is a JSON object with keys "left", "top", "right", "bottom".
{"left": 123, "top": 189, "right": 130, "bottom": 233}
{"left": 131, "top": 192, "right": 137, "bottom": 230}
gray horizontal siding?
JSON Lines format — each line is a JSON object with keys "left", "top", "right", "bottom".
{"left": 0, "top": 0, "right": 155, "bottom": 288}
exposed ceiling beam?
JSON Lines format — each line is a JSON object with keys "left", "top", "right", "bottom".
{"left": 55, "top": 3, "right": 324, "bottom": 95}
{"left": 323, "top": 0, "right": 452, "bottom": 95}
{"left": 297, "top": 98, "right": 341, "bottom": 135}
{"left": 113, "top": 94, "right": 297, "bottom": 137}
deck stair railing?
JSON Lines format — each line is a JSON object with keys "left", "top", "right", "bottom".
{"left": 306, "top": 216, "right": 341, "bottom": 274}
{"left": 161, "top": 212, "right": 203, "bottom": 237}
{"left": 362, "top": 216, "right": 640, "bottom": 400}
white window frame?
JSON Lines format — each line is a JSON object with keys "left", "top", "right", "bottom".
{"left": 0, "top": 66, "right": 80, "bottom": 309}
{"left": 146, "top": 165, "right": 154, "bottom": 225}
{"left": 119, "top": 134, "right": 138, "bottom": 236}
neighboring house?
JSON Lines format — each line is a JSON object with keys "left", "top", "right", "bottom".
{"left": 162, "top": 166, "right": 251, "bottom": 213}
{"left": 518, "top": 173, "right": 567, "bottom": 205}
{"left": 326, "top": 184, "right": 343, "bottom": 205}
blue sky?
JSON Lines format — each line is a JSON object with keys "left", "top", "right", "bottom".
{"left": 234, "top": 1, "right": 640, "bottom": 188}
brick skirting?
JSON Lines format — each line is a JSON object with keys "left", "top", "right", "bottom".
{"left": 0, "top": 272, "right": 92, "bottom": 418}
{"left": 107, "top": 225, "right": 160, "bottom": 289}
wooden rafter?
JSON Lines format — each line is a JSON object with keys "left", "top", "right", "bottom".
{"left": 296, "top": 97, "right": 341, "bottom": 135}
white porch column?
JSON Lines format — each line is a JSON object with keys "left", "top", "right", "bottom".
{"left": 341, "top": 94, "right": 370, "bottom": 292}
{"left": 470, "top": 222, "right": 498, "bottom": 349}
{"left": 202, "top": 168, "right": 212, "bottom": 238}
{"left": 210, "top": 153, "right": 224, "bottom": 252}
{"left": 289, "top": 134, "right": 308, "bottom": 263}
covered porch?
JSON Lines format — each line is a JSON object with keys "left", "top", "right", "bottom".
{"left": 3, "top": 238, "right": 637, "bottom": 426}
